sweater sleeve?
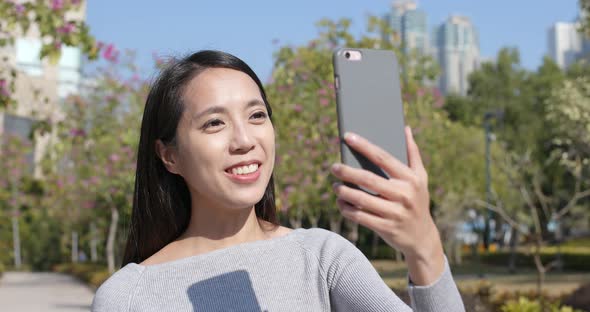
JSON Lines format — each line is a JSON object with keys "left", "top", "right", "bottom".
{"left": 407, "top": 257, "right": 465, "bottom": 311}
{"left": 314, "top": 229, "right": 464, "bottom": 312}
{"left": 91, "top": 264, "right": 145, "bottom": 312}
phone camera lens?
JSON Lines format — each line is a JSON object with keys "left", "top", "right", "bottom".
{"left": 344, "top": 52, "right": 350, "bottom": 59}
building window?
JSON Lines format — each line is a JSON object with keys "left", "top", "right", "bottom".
{"left": 15, "top": 38, "right": 43, "bottom": 76}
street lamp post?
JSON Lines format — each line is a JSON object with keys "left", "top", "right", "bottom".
{"left": 483, "top": 110, "right": 503, "bottom": 251}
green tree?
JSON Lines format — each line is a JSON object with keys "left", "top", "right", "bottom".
{"left": 266, "top": 15, "right": 513, "bottom": 262}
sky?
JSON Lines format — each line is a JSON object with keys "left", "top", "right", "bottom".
{"left": 86, "top": 0, "right": 580, "bottom": 81}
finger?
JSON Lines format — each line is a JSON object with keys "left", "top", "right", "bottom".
{"left": 333, "top": 183, "right": 403, "bottom": 219}
{"left": 343, "top": 132, "right": 414, "bottom": 181}
{"left": 336, "top": 198, "right": 391, "bottom": 233}
{"left": 331, "top": 163, "right": 412, "bottom": 203}
{"left": 405, "top": 126, "right": 426, "bottom": 176}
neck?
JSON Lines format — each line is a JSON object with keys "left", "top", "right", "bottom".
{"left": 175, "top": 197, "right": 270, "bottom": 252}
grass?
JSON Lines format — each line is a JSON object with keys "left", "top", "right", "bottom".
{"left": 370, "top": 259, "right": 590, "bottom": 295}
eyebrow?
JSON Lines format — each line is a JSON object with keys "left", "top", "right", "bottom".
{"left": 192, "top": 99, "right": 266, "bottom": 121}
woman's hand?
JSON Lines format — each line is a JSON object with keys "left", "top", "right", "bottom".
{"left": 330, "top": 126, "right": 445, "bottom": 285}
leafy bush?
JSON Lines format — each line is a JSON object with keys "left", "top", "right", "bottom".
{"left": 500, "top": 297, "right": 582, "bottom": 312}
{"left": 52, "top": 263, "right": 110, "bottom": 289}
{"left": 476, "top": 251, "right": 590, "bottom": 271}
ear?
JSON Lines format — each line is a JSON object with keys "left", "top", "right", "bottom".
{"left": 155, "top": 139, "right": 181, "bottom": 175}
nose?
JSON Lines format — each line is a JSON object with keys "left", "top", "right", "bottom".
{"left": 229, "top": 122, "right": 255, "bottom": 154}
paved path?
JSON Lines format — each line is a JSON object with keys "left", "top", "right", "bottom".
{"left": 0, "top": 271, "right": 95, "bottom": 311}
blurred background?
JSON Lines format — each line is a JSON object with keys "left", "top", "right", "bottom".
{"left": 0, "top": 0, "right": 589, "bottom": 311}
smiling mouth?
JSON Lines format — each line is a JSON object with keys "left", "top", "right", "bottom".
{"left": 224, "top": 160, "right": 263, "bottom": 175}
{"left": 226, "top": 163, "right": 260, "bottom": 175}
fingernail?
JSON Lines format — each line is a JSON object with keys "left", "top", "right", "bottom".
{"left": 344, "top": 132, "right": 357, "bottom": 142}
{"left": 331, "top": 163, "right": 341, "bottom": 173}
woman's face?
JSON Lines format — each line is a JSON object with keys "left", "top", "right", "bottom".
{"left": 163, "top": 68, "right": 275, "bottom": 212}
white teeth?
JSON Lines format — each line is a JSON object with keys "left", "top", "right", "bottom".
{"left": 230, "top": 163, "right": 259, "bottom": 175}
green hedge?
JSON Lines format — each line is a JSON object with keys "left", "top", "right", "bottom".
{"left": 53, "top": 263, "right": 111, "bottom": 289}
{"left": 476, "top": 251, "right": 590, "bottom": 271}
{"left": 0, "top": 262, "right": 4, "bottom": 278}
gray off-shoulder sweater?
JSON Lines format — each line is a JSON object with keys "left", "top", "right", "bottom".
{"left": 92, "top": 227, "right": 464, "bottom": 311}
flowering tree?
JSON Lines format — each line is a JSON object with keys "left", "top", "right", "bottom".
{"left": 45, "top": 49, "right": 146, "bottom": 272}
{"left": 0, "top": 0, "right": 98, "bottom": 109}
{"left": 0, "top": 133, "right": 33, "bottom": 268}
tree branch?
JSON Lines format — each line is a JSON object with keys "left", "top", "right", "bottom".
{"left": 554, "top": 188, "right": 590, "bottom": 220}
{"left": 475, "top": 199, "right": 526, "bottom": 235}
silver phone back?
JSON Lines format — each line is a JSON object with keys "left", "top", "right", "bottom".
{"left": 333, "top": 48, "right": 407, "bottom": 183}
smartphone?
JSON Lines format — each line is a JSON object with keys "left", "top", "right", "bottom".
{"left": 332, "top": 48, "right": 407, "bottom": 194}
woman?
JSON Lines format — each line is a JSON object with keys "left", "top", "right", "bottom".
{"left": 91, "top": 50, "right": 464, "bottom": 311}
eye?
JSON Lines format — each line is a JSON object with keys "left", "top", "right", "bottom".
{"left": 250, "top": 111, "right": 267, "bottom": 120}
{"left": 202, "top": 119, "right": 224, "bottom": 129}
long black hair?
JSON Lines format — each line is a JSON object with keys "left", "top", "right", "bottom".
{"left": 122, "top": 50, "right": 279, "bottom": 265}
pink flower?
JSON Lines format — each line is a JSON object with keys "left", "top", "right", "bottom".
{"left": 89, "top": 176, "right": 100, "bottom": 185}
{"left": 434, "top": 97, "right": 444, "bottom": 108}
{"left": 102, "top": 44, "right": 118, "bottom": 62}
{"left": 284, "top": 186, "right": 295, "bottom": 194}
{"left": 432, "top": 87, "right": 442, "bottom": 98}
{"left": 0, "top": 79, "right": 9, "bottom": 97}
{"left": 109, "top": 153, "right": 120, "bottom": 163}
{"left": 318, "top": 89, "right": 327, "bottom": 96}
{"left": 417, "top": 88, "right": 425, "bottom": 97}
{"left": 51, "top": 0, "right": 63, "bottom": 11}
{"left": 10, "top": 168, "right": 21, "bottom": 177}
{"left": 14, "top": 4, "right": 25, "bottom": 15}
{"left": 69, "top": 128, "right": 86, "bottom": 137}
{"left": 57, "top": 23, "right": 75, "bottom": 34}
{"left": 321, "top": 116, "right": 331, "bottom": 125}
{"left": 293, "top": 104, "right": 303, "bottom": 112}
{"left": 82, "top": 201, "right": 95, "bottom": 209}
{"left": 319, "top": 98, "right": 329, "bottom": 107}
